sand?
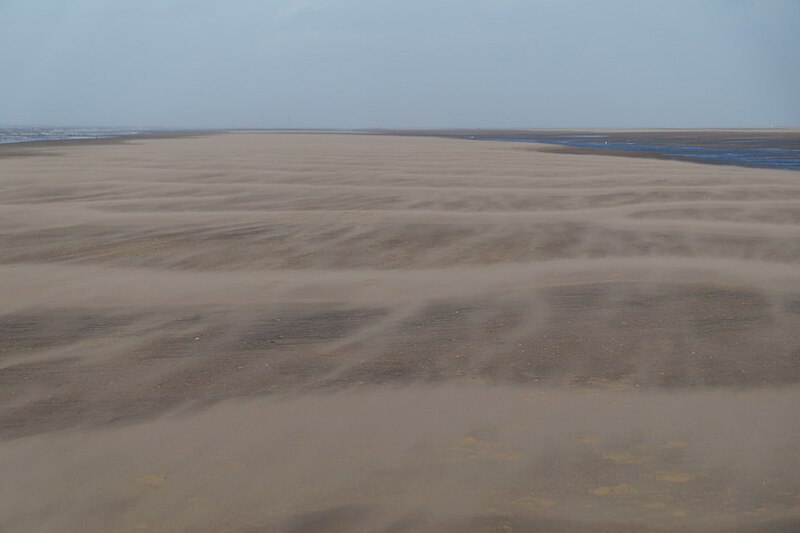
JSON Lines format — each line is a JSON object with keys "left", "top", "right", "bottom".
{"left": 0, "top": 132, "right": 799, "bottom": 532}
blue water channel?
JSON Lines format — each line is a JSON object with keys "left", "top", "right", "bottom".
{"left": 477, "top": 134, "right": 800, "bottom": 171}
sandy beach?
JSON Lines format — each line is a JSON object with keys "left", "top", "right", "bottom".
{"left": 1, "top": 132, "right": 799, "bottom": 532}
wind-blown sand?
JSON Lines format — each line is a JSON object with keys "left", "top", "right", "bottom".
{"left": 1, "top": 133, "right": 799, "bottom": 532}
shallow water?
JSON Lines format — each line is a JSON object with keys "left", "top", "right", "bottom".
{"left": 473, "top": 132, "right": 800, "bottom": 171}
{"left": 0, "top": 127, "right": 151, "bottom": 145}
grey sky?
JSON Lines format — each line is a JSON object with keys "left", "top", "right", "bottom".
{"left": 1, "top": 0, "right": 798, "bottom": 128}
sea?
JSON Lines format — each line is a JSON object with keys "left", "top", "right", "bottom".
{"left": 0, "top": 127, "right": 152, "bottom": 145}
{"left": 468, "top": 131, "right": 800, "bottom": 171}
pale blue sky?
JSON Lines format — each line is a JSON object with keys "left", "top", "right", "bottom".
{"left": 1, "top": 0, "right": 798, "bottom": 128}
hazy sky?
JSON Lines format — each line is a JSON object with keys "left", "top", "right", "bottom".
{"left": 1, "top": 0, "right": 798, "bottom": 129}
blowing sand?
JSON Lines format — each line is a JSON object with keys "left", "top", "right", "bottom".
{"left": 1, "top": 133, "right": 799, "bottom": 532}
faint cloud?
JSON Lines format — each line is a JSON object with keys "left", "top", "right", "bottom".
{"left": 278, "top": 0, "right": 323, "bottom": 21}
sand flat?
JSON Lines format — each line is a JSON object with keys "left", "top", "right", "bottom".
{"left": 1, "top": 133, "right": 799, "bottom": 532}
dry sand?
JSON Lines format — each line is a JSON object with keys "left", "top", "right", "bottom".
{"left": 0, "top": 133, "right": 799, "bottom": 532}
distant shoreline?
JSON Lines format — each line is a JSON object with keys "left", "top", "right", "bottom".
{"left": 3, "top": 128, "right": 799, "bottom": 171}
{"left": 0, "top": 130, "right": 213, "bottom": 156}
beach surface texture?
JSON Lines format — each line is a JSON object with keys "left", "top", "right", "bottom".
{"left": 1, "top": 133, "right": 799, "bottom": 532}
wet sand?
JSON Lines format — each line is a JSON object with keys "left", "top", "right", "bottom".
{"left": 1, "top": 133, "right": 799, "bottom": 532}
